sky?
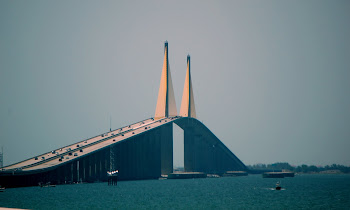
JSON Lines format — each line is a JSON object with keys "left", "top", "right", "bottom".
{"left": 1, "top": 0, "right": 349, "bottom": 167}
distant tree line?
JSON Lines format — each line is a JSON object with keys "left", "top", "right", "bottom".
{"left": 247, "top": 162, "right": 350, "bottom": 173}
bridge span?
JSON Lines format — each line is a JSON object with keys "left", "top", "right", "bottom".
{"left": 0, "top": 116, "right": 246, "bottom": 188}
{"left": 0, "top": 42, "right": 247, "bottom": 187}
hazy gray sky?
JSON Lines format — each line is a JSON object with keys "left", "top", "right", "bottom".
{"left": 1, "top": 0, "right": 349, "bottom": 167}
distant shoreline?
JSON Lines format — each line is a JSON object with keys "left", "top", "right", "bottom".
{"left": 248, "top": 163, "right": 350, "bottom": 174}
{"left": 297, "top": 170, "right": 347, "bottom": 175}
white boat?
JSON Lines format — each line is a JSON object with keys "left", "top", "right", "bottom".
{"left": 275, "top": 181, "right": 282, "bottom": 190}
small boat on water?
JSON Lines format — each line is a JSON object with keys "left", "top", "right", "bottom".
{"left": 263, "top": 172, "right": 295, "bottom": 178}
{"left": 275, "top": 182, "right": 282, "bottom": 190}
{"left": 0, "top": 186, "right": 5, "bottom": 192}
{"left": 39, "top": 182, "right": 56, "bottom": 188}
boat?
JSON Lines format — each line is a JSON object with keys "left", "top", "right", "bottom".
{"left": 0, "top": 186, "right": 5, "bottom": 192}
{"left": 263, "top": 172, "right": 284, "bottom": 178}
{"left": 223, "top": 171, "right": 248, "bottom": 177}
{"left": 168, "top": 172, "right": 207, "bottom": 179}
{"left": 39, "top": 182, "right": 56, "bottom": 187}
{"left": 263, "top": 171, "right": 295, "bottom": 178}
{"left": 275, "top": 181, "right": 282, "bottom": 190}
{"left": 207, "top": 174, "right": 220, "bottom": 178}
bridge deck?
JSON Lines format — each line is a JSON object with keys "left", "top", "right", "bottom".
{"left": 2, "top": 117, "right": 178, "bottom": 172}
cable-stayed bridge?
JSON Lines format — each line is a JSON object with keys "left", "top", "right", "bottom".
{"left": 0, "top": 42, "right": 247, "bottom": 188}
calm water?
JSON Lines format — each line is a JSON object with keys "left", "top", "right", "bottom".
{"left": 1, "top": 174, "right": 350, "bottom": 209}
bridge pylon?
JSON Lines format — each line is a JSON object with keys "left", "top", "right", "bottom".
{"left": 180, "top": 55, "right": 196, "bottom": 118}
{"left": 155, "top": 41, "right": 177, "bottom": 119}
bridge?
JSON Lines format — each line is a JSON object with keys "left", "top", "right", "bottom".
{"left": 0, "top": 42, "right": 247, "bottom": 188}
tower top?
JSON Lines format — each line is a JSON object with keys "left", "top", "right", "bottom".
{"left": 154, "top": 41, "right": 177, "bottom": 119}
{"left": 180, "top": 54, "right": 196, "bottom": 118}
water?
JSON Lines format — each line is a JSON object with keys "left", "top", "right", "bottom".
{"left": 1, "top": 174, "right": 350, "bottom": 209}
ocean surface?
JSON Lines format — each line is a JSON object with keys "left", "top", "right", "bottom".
{"left": 1, "top": 174, "right": 350, "bottom": 209}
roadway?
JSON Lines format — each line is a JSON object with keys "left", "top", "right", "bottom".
{"left": 2, "top": 116, "right": 180, "bottom": 172}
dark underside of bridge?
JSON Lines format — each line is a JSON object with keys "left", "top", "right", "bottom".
{"left": 0, "top": 117, "right": 247, "bottom": 188}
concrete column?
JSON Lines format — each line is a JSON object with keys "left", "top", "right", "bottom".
{"left": 161, "top": 123, "right": 173, "bottom": 175}
{"left": 125, "top": 140, "right": 130, "bottom": 179}
{"left": 195, "top": 135, "right": 204, "bottom": 172}
{"left": 115, "top": 143, "right": 121, "bottom": 175}
{"left": 83, "top": 159, "right": 86, "bottom": 181}
{"left": 145, "top": 132, "right": 154, "bottom": 178}
{"left": 94, "top": 163, "right": 97, "bottom": 179}
{"left": 152, "top": 129, "right": 161, "bottom": 178}
{"left": 71, "top": 163, "right": 74, "bottom": 182}
{"left": 137, "top": 135, "right": 142, "bottom": 179}
{"left": 77, "top": 161, "right": 79, "bottom": 183}
{"left": 119, "top": 141, "right": 127, "bottom": 180}
{"left": 131, "top": 139, "right": 137, "bottom": 179}
{"left": 184, "top": 127, "right": 195, "bottom": 172}
{"left": 72, "top": 161, "right": 77, "bottom": 182}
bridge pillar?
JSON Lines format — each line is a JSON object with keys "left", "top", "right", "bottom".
{"left": 184, "top": 129, "right": 207, "bottom": 172}
{"left": 71, "top": 163, "right": 74, "bottom": 182}
{"left": 153, "top": 129, "right": 162, "bottom": 177}
{"left": 83, "top": 159, "right": 86, "bottom": 181}
{"left": 160, "top": 123, "right": 173, "bottom": 175}
{"left": 184, "top": 127, "right": 195, "bottom": 172}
